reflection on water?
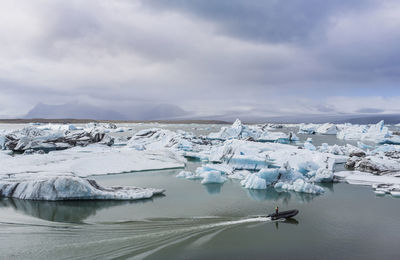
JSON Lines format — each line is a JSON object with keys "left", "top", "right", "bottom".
{"left": 246, "top": 188, "right": 319, "bottom": 204}
{"left": 203, "top": 183, "right": 223, "bottom": 194}
{"left": 275, "top": 218, "right": 299, "bottom": 230}
{"left": 0, "top": 196, "right": 164, "bottom": 223}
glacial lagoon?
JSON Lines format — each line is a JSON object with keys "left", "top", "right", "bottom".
{"left": 0, "top": 122, "right": 400, "bottom": 259}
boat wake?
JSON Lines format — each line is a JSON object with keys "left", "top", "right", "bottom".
{"left": 0, "top": 216, "right": 274, "bottom": 259}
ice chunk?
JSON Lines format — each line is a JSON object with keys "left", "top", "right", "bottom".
{"left": 391, "top": 191, "right": 400, "bottom": 197}
{"left": 316, "top": 123, "right": 338, "bottom": 135}
{"left": 241, "top": 173, "right": 267, "bottom": 189}
{"left": 37, "top": 123, "right": 78, "bottom": 131}
{"left": 304, "top": 138, "right": 316, "bottom": 151}
{"left": 208, "top": 119, "right": 244, "bottom": 140}
{"left": 228, "top": 170, "right": 251, "bottom": 180}
{"left": 345, "top": 153, "right": 400, "bottom": 175}
{"left": 225, "top": 154, "right": 272, "bottom": 170}
{"left": 0, "top": 176, "right": 164, "bottom": 201}
{"left": 337, "top": 121, "right": 393, "bottom": 144}
{"left": 176, "top": 171, "right": 194, "bottom": 178}
{"left": 335, "top": 171, "right": 400, "bottom": 186}
{"left": 257, "top": 131, "right": 289, "bottom": 143}
{"left": 207, "top": 119, "right": 291, "bottom": 143}
{"left": 4, "top": 126, "right": 114, "bottom": 152}
{"left": 0, "top": 145, "right": 185, "bottom": 178}
{"left": 201, "top": 171, "right": 227, "bottom": 184}
{"left": 313, "top": 168, "right": 334, "bottom": 182}
{"left": 127, "top": 128, "right": 208, "bottom": 152}
{"left": 274, "top": 179, "right": 324, "bottom": 194}
{"left": 0, "top": 135, "right": 6, "bottom": 150}
{"left": 298, "top": 123, "right": 318, "bottom": 134}
{"left": 196, "top": 164, "right": 233, "bottom": 175}
{"left": 257, "top": 168, "right": 280, "bottom": 184}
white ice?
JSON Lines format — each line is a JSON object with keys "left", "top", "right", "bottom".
{"left": 0, "top": 176, "right": 164, "bottom": 201}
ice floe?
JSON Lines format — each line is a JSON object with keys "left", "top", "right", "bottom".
{"left": 337, "top": 120, "right": 400, "bottom": 144}
{"left": 0, "top": 176, "right": 164, "bottom": 201}
{"left": 2, "top": 119, "right": 400, "bottom": 200}
{"left": 274, "top": 179, "right": 325, "bottom": 194}
{"left": 207, "top": 119, "right": 295, "bottom": 143}
{"left": 3, "top": 125, "right": 114, "bottom": 152}
{"left": 0, "top": 145, "right": 185, "bottom": 178}
{"left": 298, "top": 123, "right": 318, "bottom": 134}
{"left": 316, "top": 123, "right": 338, "bottom": 135}
{"left": 335, "top": 171, "right": 400, "bottom": 197}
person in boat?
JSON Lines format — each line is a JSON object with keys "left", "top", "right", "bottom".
{"left": 275, "top": 206, "right": 279, "bottom": 214}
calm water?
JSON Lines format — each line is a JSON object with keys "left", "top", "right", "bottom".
{"left": 0, "top": 124, "right": 399, "bottom": 259}
{"left": 1, "top": 165, "right": 400, "bottom": 259}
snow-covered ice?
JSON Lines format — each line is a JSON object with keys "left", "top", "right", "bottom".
{"left": 2, "top": 120, "right": 400, "bottom": 200}
{"left": 0, "top": 176, "right": 164, "bottom": 201}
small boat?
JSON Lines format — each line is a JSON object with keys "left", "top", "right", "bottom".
{"left": 267, "top": 209, "right": 299, "bottom": 220}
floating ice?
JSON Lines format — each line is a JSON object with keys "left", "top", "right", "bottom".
{"left": 127, "top": 128, "right": 210, "bottom": 152}
{"left": 298, "top": 123, "right": 318, "bottom": 134}
{"left": 335, "top": 171, "right": 400, "bottom": 197}
{"left": 0, "top": 145, "right": 185, "bottom": 178}
{"left": 304, "top": 138, "right": 316, "bottom": 151}
{"left": 207, "top": 119, "right": 292, "bottom": 143}
{"left": 274, "top": 179, "right": 324, "bottom": 194}
{"left": 316, "top": 123, "right": 338, "bottom": 135}
{"left": 337, "top": 120, "right": 397, "bottom": 144}
{"left": 228, "top": 170, "right": 251, "bottom": 180}
{"left": 241, "top": 173, "right": 267, "bottom": 189}
{"left": 37, "top": 123, "right": 79, "bottom": 131}
{"left": 0, "top": 176, "right": 164, "bottom": 201}
{"left": 201, "top": 171, "right": 227, "bottom": 184}
{"left": 3, "top": 125, "right": 114, "bottom": 152}
{"left": 208, "top": 119, "right": 244, "bottom": 140}
{"left": 196, "top": 164, "right": 233, "bottom": 175}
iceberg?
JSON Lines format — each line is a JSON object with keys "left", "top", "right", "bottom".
{"left": 196, "top": 164, "right": 233, "bottom": 175}
{"left": 274, "top": 179, "right": 324, "bottom": 194}
{"left": 127, "top": 128, "right": 210, "bottom": 153}
{"left": 0, "top": 145, "right": 185, "bottom": 178}
{"left": 3, "top": 126, "right": 114, "bottom": 152}
{"left": 335, "top": 171, "right": 400, "bottom": 197}
{"left": 176, "top": 171, "right": 196, "bottom": 179}
{"left": 228, "top": 170, "right": 251, "bottom": 180}
{"left": 337, "top": 120, "right": 396, "bottom": 144}
{"left": 207, "top": 119, "right": 292, "bottom": 143}
{"left": 241, "top": 173, "right": 267, "bottom": 189}
{"left": 298, "top": 123, "right": 318, "bottom": 134}
{"left": 201, "top": 171, "right": 227, "bottom": 184}
{"left": 37, "top": 123, "right": 79, "bottom": 131}
{"left": 208, "top": 119, "right": 244, "bottom": 140}
{"left": 315, "top": 123, "right": 338, "bottom": 135}
{"left": 304, "top": 138, "right": 316, "bottom": 151}
{"left": 0, "top": 176, "right": 164, "bottom": 201}
{"left": 239, "top": 161, "right": 327, "bottom": 194}
{"left": 345, "top": 149, "right": 400, "bottom": 175}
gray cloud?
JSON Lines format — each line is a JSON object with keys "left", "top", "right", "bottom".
{"left": 144, "top": 0, "right": 375, "bottom": 44}
{"left": 0, "top": 0, "right": 399, "bottom": 119}
{"left": 356, "top": 108, "right": 385, "bottom": 114}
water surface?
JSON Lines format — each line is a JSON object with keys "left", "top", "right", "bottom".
{"left": 1, "top": 166, "right": 399, "bottom": 259}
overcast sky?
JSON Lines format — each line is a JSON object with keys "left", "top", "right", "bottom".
{"left": 1, "top": 0, "right": 400, "bottom": 119}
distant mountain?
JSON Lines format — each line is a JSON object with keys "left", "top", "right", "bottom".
{"left": 25, "top": 102, "right": 127, "bottom": 120}
{"left": 25, "top": 102, "right": 189, "bottom": 121}
{"left": 187, "top": 113, "right": 400, "bottom": 124}
{"left": 135, "top": 104, "right": 189, "bottom": 120}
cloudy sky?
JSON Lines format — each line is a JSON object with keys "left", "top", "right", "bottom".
{"left": 1, "top": 0, "right": 400, "bottom": 119}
